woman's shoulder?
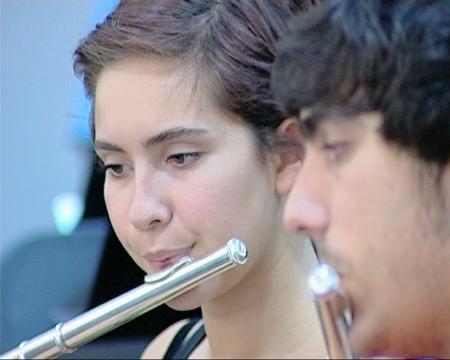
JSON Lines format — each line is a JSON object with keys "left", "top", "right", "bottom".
{"left": 141, "top": 317, "right": 204, "bottom": 359}
{"left": 141, "top": 319, "right": 191, "bottom": 359}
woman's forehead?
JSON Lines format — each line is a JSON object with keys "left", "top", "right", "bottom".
{"left": 96, "top": 56, "right": 222, "bottom": 112}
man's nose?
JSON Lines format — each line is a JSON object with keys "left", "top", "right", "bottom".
{"left": 283, "top": 156, "right": 329, "bottom": 240}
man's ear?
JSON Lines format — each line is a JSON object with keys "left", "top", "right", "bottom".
{"left": 275, "top": 118, "right": 304, "bottom": 195}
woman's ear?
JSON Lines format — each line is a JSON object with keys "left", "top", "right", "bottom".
{"left": 275, "top": 118, "right": 304, "bottom": 195}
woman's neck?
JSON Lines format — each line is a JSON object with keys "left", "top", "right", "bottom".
{"left": 198, "top": 236, "right": 328, "bottom": 358}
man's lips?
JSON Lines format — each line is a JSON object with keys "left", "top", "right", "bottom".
{"left": 314, "top": 256, "right": 356, "bottom": 321}
{"left": 143, "top": 245, "right": 194, "bottom": 272}
{"left": 314, "top": 244, "right": 358, "bottom": 328}
{"left": 331, "top": 271, "right": 358, "bottom": 328}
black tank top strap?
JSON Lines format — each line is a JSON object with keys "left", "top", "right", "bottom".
{"left": 163, "top": 317, "right": 205, "bottom": 359}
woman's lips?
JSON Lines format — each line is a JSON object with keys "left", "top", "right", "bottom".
{"left": 143, "top": 246, "right": 193, "bottom": 272}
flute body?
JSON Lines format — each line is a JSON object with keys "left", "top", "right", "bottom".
{"left": 308, "top": 263, "right": 353, "bottom": 359}
{"left": 1, "top": 238, "right": 248, "bottom": 359}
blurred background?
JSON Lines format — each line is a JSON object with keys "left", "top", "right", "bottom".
{"left": 1, "top": 1, "right": 199, "bottom": 358}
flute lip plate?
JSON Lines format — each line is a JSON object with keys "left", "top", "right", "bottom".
{"left": 144, "top": 256, "right": 193, "bottom": 283}
{"left": 227, "top": 238, "right": 248, "bottom": 264}
{"left": 308, "top": 263, "right": 341, "bottom": 298}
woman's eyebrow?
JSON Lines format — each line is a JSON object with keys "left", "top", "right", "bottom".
{"left": 145, "top": 127, "right": 209, "bottom": 147}
{"left": 94, "top": 127, "right": 210, "bottom": 153}
{"left": 93, "top": 141, "right": 124, "bottom": 153}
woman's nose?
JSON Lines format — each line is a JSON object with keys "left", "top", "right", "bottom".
{"left": 128, "top": 177, "right": 172, "bottom": 231}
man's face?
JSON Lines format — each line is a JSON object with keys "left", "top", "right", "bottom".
{"left": 284, "top": 111, "right": 450, "bottom": 357}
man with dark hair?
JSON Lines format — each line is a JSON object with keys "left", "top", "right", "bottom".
{"left": 271, "top": 0, "right": 450, "bottom": 357}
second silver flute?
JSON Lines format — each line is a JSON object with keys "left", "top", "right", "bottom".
{"left": 1, "top": 238, "right": 248, "bottom": 360}
{"left": 308, "top": 263, "right": 354, "bottom": 359}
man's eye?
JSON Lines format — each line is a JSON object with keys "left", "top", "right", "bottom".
{"left": 322, "top": 141, "right": 350, "bottom": 163}
{"left": 167, "top": 152, "right": 201, "bottom": 167}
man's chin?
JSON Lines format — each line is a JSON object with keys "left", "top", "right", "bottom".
{"left": 348, "top": 313, "right": 388, "bottom": 357}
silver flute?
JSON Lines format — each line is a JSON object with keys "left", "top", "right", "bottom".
{"left": 1, "top": 238, "right": 248, "bottom": 360}
{"left": 308, "top": 263, "right": 354, "bottom": 359}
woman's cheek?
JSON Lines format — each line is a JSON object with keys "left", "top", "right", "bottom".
{"left": 179, "top": 186, "right": 238, "bottom": 235}
{"left": 105, "top": 188, "right": 131, "bottom": 245}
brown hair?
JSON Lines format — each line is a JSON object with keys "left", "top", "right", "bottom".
{"left": 73, "top": 0, "right": 313, "bottom": 148}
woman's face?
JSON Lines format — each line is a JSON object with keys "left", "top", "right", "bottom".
{"left": 94, "top": 58, "right": 281, "bottom": 309}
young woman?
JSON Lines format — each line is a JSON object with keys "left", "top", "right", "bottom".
{"left": 73, "top": 0, "right": 327, "bottom": 358}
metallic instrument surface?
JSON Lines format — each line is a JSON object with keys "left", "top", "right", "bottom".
{"left": 308, "top": 263, "right": 354, "bottom": 359}
{"left": 1, "top": 238, "right": 248, "bottom": 359}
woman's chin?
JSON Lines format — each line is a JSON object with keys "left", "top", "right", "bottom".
{"left": 166, "top": 288, "right": 203, "bottom": 311}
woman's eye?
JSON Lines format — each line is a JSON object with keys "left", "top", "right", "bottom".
{"left": 166, "top": 152, "right": 201, "bottom": 167}
{"left": 104, "top": 164, "right": 126, "bottom": 178}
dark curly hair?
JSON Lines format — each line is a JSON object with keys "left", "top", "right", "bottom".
{"left": 272, "top": 0, "right": 450, "bottom": 164}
